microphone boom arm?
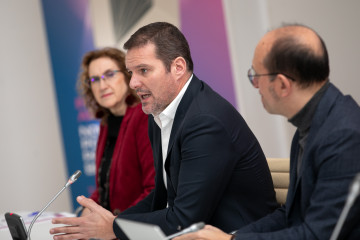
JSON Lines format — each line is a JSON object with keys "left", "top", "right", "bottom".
{"left": 26, "top": 186, "right": 67, "bottom": 240}
{"left": 165, "top": 222, "right": 205, "bottom": 240}
{"left": 26, "top": 170, "right": 81, "bottom": 240}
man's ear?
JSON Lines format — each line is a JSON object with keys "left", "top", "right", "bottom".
{"left": 172, "top": 57, "right": 186, "bottom": 79}
{"left": 276, "top": 74, "right": 292, "bottom": 97}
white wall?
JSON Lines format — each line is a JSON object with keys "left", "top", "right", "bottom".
{"left": 267, "top": 0, "right": 360, "bottom": 104}
{"left": 224, "top": 0, "right": 360, "bottom": 158}
{"left": 223, "top": 0, "right": 294, "bottom": 159}
{"left": 0, "top": 1, "right": 72, "bottom": 213}
{"left": 1, "top": 0, "right": 359, "bottom": 214}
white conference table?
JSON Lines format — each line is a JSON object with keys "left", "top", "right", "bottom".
{"left": 0, "top": 211, "right": 74, "bottom": 239}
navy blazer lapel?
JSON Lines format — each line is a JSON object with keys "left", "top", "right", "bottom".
{"left": 286, "top": 83, "right": 340, "bottom": 217}
{"left": 286, "top": 130, "right": 300, "bottom": 217}
{"left": 148, "top": 115, "right": 168, "bottom": 209}
{"left": 148, "top": 115, "right": 163, "bottom": 170}
{"left": 166, "top": 76, "right": 202, "bottom": 159}
{"left": 295, "top": 83, "right": 340, "bottom": 179}
{"left": 163, "top": 76, "right": 202, "bottom": 194}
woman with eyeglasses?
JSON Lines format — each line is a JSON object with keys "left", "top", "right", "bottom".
{"left": 77, "top": 47, "right": 155, "bottom": 216}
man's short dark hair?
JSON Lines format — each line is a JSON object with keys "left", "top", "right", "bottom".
{"left": 124, "top": 22, "right": 194, "bottom": 72}
{"left": 264, "top": 25, "right": 330, "bottom": 88}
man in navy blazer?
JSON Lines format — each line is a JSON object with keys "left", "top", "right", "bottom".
{"left": 174, "top": 24, "right": 360, "bottom": 240}
{"left": 50, "top": 22, "right": 278, "bottom": 240}
{"left": 112, "top": 74, "right": 277, "bottom": 237}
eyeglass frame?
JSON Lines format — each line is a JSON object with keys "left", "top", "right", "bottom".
{"left": 86, "top": 69, "right": 121, "bottom": 86}
{"left": 247, "top": 67, "right": 295, "bottom": 87}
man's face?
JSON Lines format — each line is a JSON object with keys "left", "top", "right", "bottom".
{"left": 252, "top": 39, "right": 280, "bottom": 114}
{"left": 126, "top": 43, "right": 178, "bottom": 115}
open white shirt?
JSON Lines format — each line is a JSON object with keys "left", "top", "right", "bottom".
{"left": 153, "top": 74, "right": 193, "bottom": 189}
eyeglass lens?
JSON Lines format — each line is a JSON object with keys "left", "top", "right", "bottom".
{"left": 89, "top": 70, "right": 119, "bottom": 84}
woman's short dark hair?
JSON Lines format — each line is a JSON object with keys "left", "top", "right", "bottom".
{"left": 264, "top": 26, "right": 330, "bottom": 88}
{"left": 78, "top": 47, "right": 139, "bottom": 122}
{"left": 123, "top": 22, "right": 193, "bottom": 72}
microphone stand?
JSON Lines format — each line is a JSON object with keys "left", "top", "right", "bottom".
{"left": 26, "top": 170, "right": 82, "bottom": 240}
{"left": 330, "top": 173, "right": 360, "bottom": 240}
{"left": 26, "top": 186, "right": 67, "bottom": 240}
{"left": 165, "top": 222, "right": 205, "bottom": 240}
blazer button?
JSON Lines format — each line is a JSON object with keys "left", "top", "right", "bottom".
{"left": 113, "top": 209, "right": 121, "bottom": 215}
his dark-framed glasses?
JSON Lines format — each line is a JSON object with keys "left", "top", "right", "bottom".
{"left": 87, "top": 70, "right": 120, "bottom": 86}
{"left": 247, "top": 67, "right": 295, "bottom": 87}
{"left": 247, "top": 67, "right": 279, "bottom": 87}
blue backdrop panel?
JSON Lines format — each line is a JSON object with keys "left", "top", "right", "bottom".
{"left": 41, "top": 0, "right": 97, "bottom": 210}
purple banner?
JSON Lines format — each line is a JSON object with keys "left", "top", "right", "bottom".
{"left": 179, "top": 0, "right": 236, "bottom": 107}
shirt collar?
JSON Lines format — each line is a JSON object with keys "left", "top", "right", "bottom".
{"left": 154, "top": 74, "right": 193, "bottom": 128}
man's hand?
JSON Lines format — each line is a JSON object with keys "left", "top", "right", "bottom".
{"left": 173, "top": 225, "right": 233, "bottom": 240}
{"left": 50, "top": 196, "right": 117, "bottom": 240}
{"left": 79, "top": 206, "right": 91, "bottom": 217}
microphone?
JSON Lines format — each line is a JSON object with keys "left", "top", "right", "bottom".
{"left": 330, "top": 173, "right": 360, "bottom": 240}
{"left": 165, "top": 222, "right": 205, "bottom": 239}
{"left": 26, "top": 170, "right": 82, "bottom": 240}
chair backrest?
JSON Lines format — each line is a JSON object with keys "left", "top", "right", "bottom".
{"left": 267, "top": 158, "right": 290, "bottom": 205}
